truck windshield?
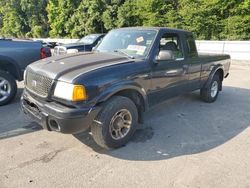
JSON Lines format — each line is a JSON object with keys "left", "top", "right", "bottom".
{"left": 96, "top": 29, "right": 157, "bottom": 58}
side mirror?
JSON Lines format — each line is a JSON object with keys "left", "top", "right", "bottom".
{"left": 155, "top": 50, "right": 174, "bottom": 61}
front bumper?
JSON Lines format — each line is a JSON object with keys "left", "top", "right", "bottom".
{"left": 21, "top": 90, "right": 100, "bottom": 134}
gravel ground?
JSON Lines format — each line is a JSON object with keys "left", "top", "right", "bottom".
{"left": 0, "top": 61, "right": 250, "bottom": 188}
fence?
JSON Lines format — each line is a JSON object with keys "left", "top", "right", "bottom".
{"left": 35, "top": 38, "right": 250, "bottom": 60}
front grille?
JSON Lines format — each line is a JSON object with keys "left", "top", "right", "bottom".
{"left": 26, "top": 70, "right": 53, "bottom": 97}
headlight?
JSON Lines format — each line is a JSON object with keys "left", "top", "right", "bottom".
{"left": 67, "top": 49, "right": 79, "bottom": 54}
{"left": 54, "top": 81, "right": 87, "bottom": 101}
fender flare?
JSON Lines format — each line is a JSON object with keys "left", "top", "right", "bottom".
{"left": 204, "top": 64, "right": 224, "bottom": 90}
{"left": 95, "top": 81, "right": 149, "bottom": 111}
{"left": 0, "top": 55, "right": 22, "bottom": 80}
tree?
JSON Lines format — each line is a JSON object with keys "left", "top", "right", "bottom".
{"left": 65, "top": 0, "right": 106, "bottom": 38}
{"left": 47, "top": 0, "right": 81, "bottom": 37}
{"left": 0, "top": 0, "right": 249, "bottom": 40}
{"left": 20, "top": 0, "right": 49, "bottom": 37}
{"left": 221, "top": 0, "right": 250, "bottom": 40}
{"left": 0, "top": 1, "right": 3, "bottom": 31}
{"left": 102, "top": 0, "right": 125, "bottom": 30}
{"left": 0, "top": 0, "right": 28, "bottom": 38}
{"left": 0, "top": 0, "right": 49, "bottom": 38}
{"left": 116, "top": 0, "right": 182, "bottom": 28}
{"left": 116, "top": 0, "right": 142, "bottom": 27}
{"left": 178, "top": 0, "right": 224, "bottom": 40}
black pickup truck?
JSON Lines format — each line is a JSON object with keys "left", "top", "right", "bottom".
{"left": 21, "top": 27, "right": 230, "bottom": 149}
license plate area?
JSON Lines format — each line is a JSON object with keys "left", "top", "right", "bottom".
{"left": 23, "top": 99, "right": 42, "bottom": 120}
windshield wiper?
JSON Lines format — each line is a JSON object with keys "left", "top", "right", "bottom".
{"left": 114, "top": 50, "right": 135, "bottom": 59}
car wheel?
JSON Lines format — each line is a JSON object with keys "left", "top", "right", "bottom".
{"left": 91, "top": 96, "right": 138, "bottom": 149}
{"left": 200, "top": 74, "right": 221, "bottom": 103}
{"left": 0, "top": 71, "right": 17, "bottom": 106}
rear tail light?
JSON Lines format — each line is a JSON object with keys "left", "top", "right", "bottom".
{"left": 40, "top": 47, "right": 51, "bottom": 59}
{"left": 40, "top": 47, "right": 46, "bottom": 59}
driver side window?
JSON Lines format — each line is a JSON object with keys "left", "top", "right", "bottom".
{"left": 158, "top": 33, "right": 184, "bottom": 60}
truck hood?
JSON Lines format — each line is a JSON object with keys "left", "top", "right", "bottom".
{"left": 27, "top": 52, "right": 131, "bottom": 82}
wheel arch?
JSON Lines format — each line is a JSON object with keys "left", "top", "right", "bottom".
{"left": 0, "top": 56, "right": 22, "bottom": 81}
{"left": 215, "top": 68, "right": 224, "bottom": 82}
{"left": 205, "top": 65, "right": 224, "bottom": 91}
{"left": 95, "top": 83, "right": 148, "bottom": 124}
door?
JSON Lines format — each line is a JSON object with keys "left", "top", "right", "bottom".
{"left": 149, "top": 33, "right": 189, "bottom": 106}
{"left": 185, "top": 34, "right": 202, "bottom": 91}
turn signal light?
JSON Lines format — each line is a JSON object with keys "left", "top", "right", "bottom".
{"left": 72, "top": 85, "right": 87, "bottom": 101}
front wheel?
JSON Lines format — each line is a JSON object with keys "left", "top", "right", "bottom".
{"left": 91, "top": 96, "right": 138, "bottom": 149}
{"left": 200, "top": 74, "right": 221, "bottom": 103}
{"left": 0, "top": 71, "right": 17, "bottom": 106}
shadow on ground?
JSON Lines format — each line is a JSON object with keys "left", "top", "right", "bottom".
{"left": 0, "top": 88, "right": 42, "bottom": 139}
{"left": 1, "top": 85, "right": 249, "bottom": 161}
{"left": 74, "top": 86, "right": 250, "bottom": 161}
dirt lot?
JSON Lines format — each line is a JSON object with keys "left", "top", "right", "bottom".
{"left": 0, "top": 61, "right": 250, "bottom": 188}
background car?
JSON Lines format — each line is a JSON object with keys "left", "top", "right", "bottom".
{"left": 53, "top": 34, "right": 105, "bottom": 56}
{"left": 41, "top": 41, "right": 60, "bottom": 49}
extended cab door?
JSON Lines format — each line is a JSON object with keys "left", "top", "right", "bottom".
{"left": 184, "top": 34, "right": 202, "bottom": 91}
{"left": 149, "top": 32, "right": 189, "bottom": 106}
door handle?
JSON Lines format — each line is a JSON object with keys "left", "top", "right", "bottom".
{"left": 164, "top": 65, "right": 189, "bottom": 76}
{"left": 165, "top": 69, "right": 182, "bottom": 76}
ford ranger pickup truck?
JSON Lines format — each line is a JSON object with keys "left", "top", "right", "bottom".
{"left": 0, "top": 39, "right": 51, "bottom": 105}
{"left": 21, "top": 27, "right": 230, "bottom": 149}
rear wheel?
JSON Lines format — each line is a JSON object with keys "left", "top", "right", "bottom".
{"left": 0, "top": 71, "right": 17, "bottom": 106}
{"left": 200, "top": 74, "right": 221, "bottom": 103}
{"left": 91, "top": 96, "right": 138, "bottom": 149}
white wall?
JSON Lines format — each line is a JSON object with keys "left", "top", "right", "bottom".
{"left": 34, "top": 38, "right": 250, "bottom": 60}
{"left": 196, "top": 41, "right": 250, "bottom": 60}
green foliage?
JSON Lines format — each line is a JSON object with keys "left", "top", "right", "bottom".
{"left": 0, "top": 0, "right": 249, "bottom": 40}
{"left": 64, "top": 0, "right": 106, "bottom": 38}
{"left": 20, "top": 0, "right": 49, "bottom": 37}
{"left": 0, "top": 0, "right": 26, "bottom": 38}
{"left": 102, "top": 0, "right": 125, "bottom": 30}
{"left": 47, "top": 0, "right": 81, "bottom": 37}
{"left": 178, "top": 0, "right": 223, "bottom": 40}
{"left": 116, "top": 0, "right": 142, "bottom": 27}
{"left": 0, "top": 0, "right": 48, "bottom": 38}
{"left": 222, "top": 0, "right": 250, "bottom": 40}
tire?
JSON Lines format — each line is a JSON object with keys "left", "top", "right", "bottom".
{"left": 0, "top": 71, "right": 17, "bottom": 106}
{"left": 200, "top": 74, "right": 221, "bottom": 103}
{"left": 91, "top": 96, "right": 138, "bottom": 149}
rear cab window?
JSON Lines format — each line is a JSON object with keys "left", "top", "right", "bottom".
{"left": 186, "top": 34, "right": 198, "bottom": 57}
